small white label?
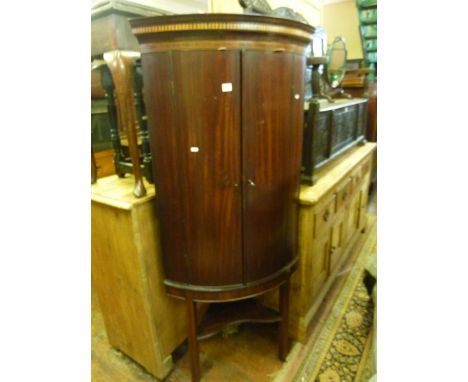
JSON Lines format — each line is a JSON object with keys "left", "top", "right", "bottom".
{"left": 221, "top": 83, "right": 233, "bottom": 92}
{"left": 190, "top": 147, "right": 199, "bottom": 153}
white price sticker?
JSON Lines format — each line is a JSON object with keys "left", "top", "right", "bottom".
{"left": 221, "top": 83, "right": 233, "bottom": 92}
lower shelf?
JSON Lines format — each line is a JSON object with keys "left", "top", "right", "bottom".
{"left": 197, "top": 299, "right": 281, "bottom": 341}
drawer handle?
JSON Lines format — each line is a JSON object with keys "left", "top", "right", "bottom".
{"left": 342, "top": 191, "right": 348, "bottom": 201}
{"left": 247, "top": 179, "right": 256, "bottom": 187}
{"left": 323, "top": 210, "right": 330, "bottom": 222}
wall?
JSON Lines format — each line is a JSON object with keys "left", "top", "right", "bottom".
{"left": 321, "top": 0, "right": 363, "bottom": 59}
{"left": 91, "top": 0, "right": 209, "bottom": 14}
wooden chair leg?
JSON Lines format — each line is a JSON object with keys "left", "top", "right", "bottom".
{"left": 186, "top": 297, "right": 201, "bottom": 382}
{"left": 91, "top": 149, "right": 97, "bottom": 184}
{"left": 103, "top": 50, "right": 146, "bottom": 198}
{"left": 278, "top": 278, "right": 290, "bottom": 361}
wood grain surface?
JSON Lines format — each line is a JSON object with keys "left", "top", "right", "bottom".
{"left": 91, "top": 176, "right": 188, "bottom": 379}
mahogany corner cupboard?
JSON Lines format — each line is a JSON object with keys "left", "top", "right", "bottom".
{"left": 130, "top": 14, "right": 313, "bottom": 381}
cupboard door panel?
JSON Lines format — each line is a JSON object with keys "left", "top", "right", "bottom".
{"left": 242, "top": 51, "right": 305, "bottom": 282}
{"left": 142, "top": 51, "right": 243, "bottom": 286}
{"left": 311, "top": 231, "right": 331, "bottom": 301}
{"left": 357, "top": 183, "right": 370, "bottom": 232}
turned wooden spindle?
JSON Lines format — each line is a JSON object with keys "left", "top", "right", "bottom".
{"left": 103, "top": 50, "right": 146, "bottom": 198}
{"left": 97, "top": 64, "right": 125, "bottom": 178}
{"left": 91, "top": 149, "right": 97, "bottom": 184}
{"left": 133, "top": 64, "right": 153, "bottom": 183}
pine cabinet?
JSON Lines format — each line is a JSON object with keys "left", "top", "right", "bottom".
{"left": 261, "top": 143, "right": 376, "bottom": 342}
{"left": 91, "top": 176, "right": 188, "bottom": 380}
{"left": 130, "top": 14, "right": 313, "bottom": 381}
{"left": 294, "top": 143, "right": 376, "bottom": 341}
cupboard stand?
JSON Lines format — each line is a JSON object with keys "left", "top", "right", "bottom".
{"left": 171, "top": 268, "right": 294, "bottom": 382}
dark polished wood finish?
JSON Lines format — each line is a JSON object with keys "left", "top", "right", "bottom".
{"left": 343, "top": 79, "right": 377, "bottom": 143}
{"left": 197, "top": 299, "right": 281, "bottom": 340}
{"left": 242, "top": 51, "right": 305, "bottom": 283}
{"left": 103, "top": 50, "right": 146, "bottom": 197}
{"left": 131, "top": 14, "right": 312, "bottom": 382}
{"left": 186, "top": 296, "right": 201, "bottom": 382}
{"left": 165, "top": 261, "right": 297, "bottom": 302}
{"left": 142, "top": 49, "right": 243, "bottom": 287}
{"left": 278, "top": 278, "right": 290, "bottom": 361}
{"left": 302, "top": 99, "right": 368, "bottom": 184}
{"left": 131, "top": 14, "right": 312, "bottom": 292}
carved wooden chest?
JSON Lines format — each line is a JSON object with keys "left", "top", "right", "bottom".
{"left": 302, "top": 98, "right": 368, "bottom": 184}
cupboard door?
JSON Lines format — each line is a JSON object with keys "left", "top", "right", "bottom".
{"left": 330, "top": 214, "right": 345, "bottom": 275}
{"left": 311, "top": 230, "right": 332, "bottom": 301}
{"left": 357, "top": 182, "right": 370, "bottom": 232}
{"left": 242, "top": 51, "right": 305, "bottom": 282}
{"left": 141, "top": 51, "right": 243, "bottom": 286}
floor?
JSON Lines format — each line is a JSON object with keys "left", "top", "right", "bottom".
{"left": 92, "top": 291, "right": 287, "bottom": 382}
{"left": 92, "top": 186, "right": 377, "bottom": 382}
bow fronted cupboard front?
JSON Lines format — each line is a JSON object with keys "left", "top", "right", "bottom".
{"left": 131, "top": 15, "right": 312, "bottom": 381}
{"left": 131, "top": 14, "right": 313, "bottom": 295}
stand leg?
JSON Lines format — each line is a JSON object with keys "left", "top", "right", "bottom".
{"left": 104, "top": 50, "right": 146, "bottom": 198}
{"left": 278, "top": 278, "right": 290, "bottom": 361}
{"left": 186, "top": 297, "right": 201, "bottom": 382}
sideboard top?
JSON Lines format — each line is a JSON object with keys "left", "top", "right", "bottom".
{"left": 299, "top": 143, "right": 376, "bottom": 206}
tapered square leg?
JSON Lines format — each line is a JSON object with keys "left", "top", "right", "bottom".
{"left": 278, "top": 278, "right": 290, "bottom": 361}
{"left": 186, "top": 297, "right": 200, "bottom": 382}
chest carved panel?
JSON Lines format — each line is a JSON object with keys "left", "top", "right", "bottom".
{"left": 302, "top": 99, "right": 368, "bottom": 185}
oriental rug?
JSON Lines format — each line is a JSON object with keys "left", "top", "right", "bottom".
{"left": 274, "top": 216, "right": 377, "bottom": 382}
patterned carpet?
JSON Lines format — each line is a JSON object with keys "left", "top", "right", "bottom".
{"left": 276, "top": 216, "right": 377, "bottom": 382}
{"left": 311, "top": 280, "right": 374, "bottom": 382}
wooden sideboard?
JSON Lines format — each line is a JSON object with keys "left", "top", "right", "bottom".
{"left": 261, "top": 142, "right": 376, "bottom": 342}
{"left": 91, "top": 176, "right": 188, "bottom": 380}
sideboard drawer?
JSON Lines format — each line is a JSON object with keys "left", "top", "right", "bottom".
{"left": 351, "top": 165, "right": 362, "bottom": 190}
{"left": 361, "top": 157, "right": 371, "bottom": 177}
{"left": 314, "top": 194, "right": 336, "bottom": 238}
{"left": 336, "top": 177, "right": 352, "bottom": 211}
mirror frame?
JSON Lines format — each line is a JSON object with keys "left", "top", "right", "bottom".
{"left": 325, "top": 36, "right": 348, "bottom": 89}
